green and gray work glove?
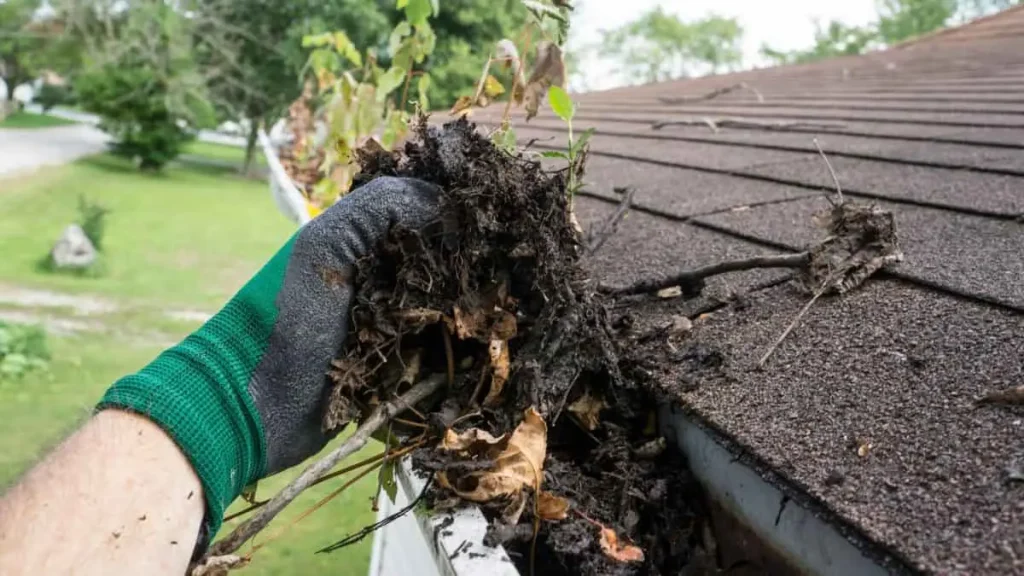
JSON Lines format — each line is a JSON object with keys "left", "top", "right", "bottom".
{"left": 98, "top": 176, "right": 440, "bottom": 542}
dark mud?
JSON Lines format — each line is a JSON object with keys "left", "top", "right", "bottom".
{"left": 322, "top": 117, "right": 707, "bottom": 575}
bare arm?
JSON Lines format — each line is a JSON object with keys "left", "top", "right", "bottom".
{"left": 0, "top": 409, "right": 204, "bottom": 576}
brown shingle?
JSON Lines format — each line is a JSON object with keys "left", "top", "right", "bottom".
{"left": 499, "top": 6, "right": 1024, "bottom": 574}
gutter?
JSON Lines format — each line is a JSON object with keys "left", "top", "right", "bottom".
{"left": 369, "top": 406, "right": 903, "bottom": 576}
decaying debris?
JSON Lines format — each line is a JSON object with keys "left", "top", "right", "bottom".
{"left": 977, "top": 385, "right": 1024, "bottom": 407}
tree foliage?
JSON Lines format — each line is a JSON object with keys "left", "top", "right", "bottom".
{"left": 762, "top": 0, "right": 1021, "bottom": 66}
{"left": 598, "top": 8, "right": 743, "bottom": 85}
{"left": 761, "top": 20, "right": 877, "bottom": 65}
{"left": 876, "top": 0, "right": 958, "bottom": 44}
{"left": 0, "top": 0, "right": 47, "bottom": 101}
{"left": 70, "top": 1, "right": 215, "bottom": 170}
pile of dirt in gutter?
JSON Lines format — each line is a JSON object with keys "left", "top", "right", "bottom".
{"left": 322, "top": 116, "right": 706, "bottom": 575}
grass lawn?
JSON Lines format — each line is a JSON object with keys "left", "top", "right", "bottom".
{"left": 0, "top": 155, "right": 378, "bottom": 575}
{"left": 0, "top": 154, "right": 293, "bottom": 310}
{"left": 183, "top": 140, "right": 266, "bottom": 168}
{"left": 0, "top": 111, "right": 78, "bottom": 129}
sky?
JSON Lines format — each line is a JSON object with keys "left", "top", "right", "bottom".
{"left": 568, "top": 0, "right": 880, "bottom": 91}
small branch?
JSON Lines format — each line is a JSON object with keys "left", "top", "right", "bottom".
{"left": 206, "top": 374, "right": 446, "bottom": 558}
{"left": 813, "top": 138, "right": 844, "bottom": 206}
{"left": 600, "top": 253, "right": 809, "bottom": 297}
{"left": 658, "top": 82, "right": 764, "bottom": 105}
{"left": 442, "top": 325, "right": 455, "bottom": 387}
{"left": 651, "top": 118, "right": 845, "bottom": 133}
{"left": 316, "top": 475, "right": 435, "bottom": 554}
{"left": 758, "top": 284, "right": 827, "bottom": 368}
{"left": 587, "top": 187, "right": 636, "bottom": 255}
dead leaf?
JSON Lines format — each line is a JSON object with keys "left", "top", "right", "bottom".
{"left": 441, "top": 427, "right": 507, "bottom": 452}
{"left": 656, "top": 286, "right": 682, "bottom": 299}
{"left": 484, "top": 74, "right": 506, "bottom": 98}
{"left": 634, "top": 437, "right": 667, "bottom": 459}
{"left": 599, "top": 526, "right": 645, "bottom": 563}
{"left": 979, "top": 385, "right": 1024, "bottom": 406}
{"left": 568, "top": 393, "right": 606, "bottom": 430}
{"left": 439, "top": 407, "right": 547, "bottom": 508}
{"left": 524, "top": 41, "right": 565, "bottom": 121}
{"left": 451, "top": 306, "right": 517, "bottom": 342}
{"left": 485, "top": 339, "right": 510, "bottom": 406}
{"left": 450, "top": 95, "right": 474, "bottom": 117}
{"left": 537, "top": 491, "right": 570, "bottom": 520}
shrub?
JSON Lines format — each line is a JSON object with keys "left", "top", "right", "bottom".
{"left": 74, "top": 65, "right": 210, "bottom": 170}
{"left": 34, "top": 83, "right": 70, "bottom": 112}
{"left": 0, "top": 321, "right": 50, "bottom": 381}
{"left": 78, "top": 195, "right": 110, "bottom": 252}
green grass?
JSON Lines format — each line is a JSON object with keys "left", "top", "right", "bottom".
{"left": 183, "top": 140, "right": 266, "bottom": 168}
{"left": 0, "top": 111, "right": 78, "bottom": 129}
{"left": 0, "top": 332, "right": 379, "bottom": 576}
{"left": 0, "top": 154, "right": 294, "bottom": 310}
{"left": 0, "top": 155, "right": 378, "bottom": 574}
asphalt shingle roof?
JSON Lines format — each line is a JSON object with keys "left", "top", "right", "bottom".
{"left": 472, "top": 7, "right": 1024, "bottom": 574}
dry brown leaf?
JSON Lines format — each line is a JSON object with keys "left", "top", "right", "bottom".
{"left": 450, "top": 95, "right": 474, "bottom": 117}
{"left": 452, "top": 306, "right": 485, "bottom": 340}
{"left": 524, "top": 41, "right": 565, "bottom": 121}
{"left": 399, "top": 350, "right": 422, "bottom": 386}
{"left": 599, "top": 526, "right": 645, "bottom": 563}
{"left": 537, "top": 491, "right": 570, "bottom": 520}
{"left": 484, "top": 74, "right": 506, "bottom": 98}
{"left": 979, "top": 385, "right": 1024, "bottom": 406}
{"left": 485, "top": 339, "right": 511, "bottom": 406}
{"left": 441, "top": 427, "right": 507, "bottom": 452}
{"left": 440, "top": 407, "right": 547, "bottom": 504}
{"left": 568, "top": 393, "right": 606, "bottom": 431}
{"left": 451, "top": 306, "right": 517, "bottom": 342}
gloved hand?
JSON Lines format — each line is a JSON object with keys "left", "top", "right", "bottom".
{"left": 98, "top": 176, "right": 440, "bottom": 542}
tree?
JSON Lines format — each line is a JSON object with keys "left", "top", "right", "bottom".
{"left": 71, "top": 0, "right": 215, "bottom": 170}
{"left": 876, "top": 0, "right": 957, "bottom": 44}
{"left": 598, "top": 8, "right": 743, "bottom": 85}
{"left": 420, "top": 0, "right": 528, "bottom": 108}
{"left": 190, "top": 0, "right": 394, "bottom": 175}
{"left": 761, "top": 20, "right": 877, "bottom": 65}
{"left": 0, "top": 0, "right": 46, "bottom": 104}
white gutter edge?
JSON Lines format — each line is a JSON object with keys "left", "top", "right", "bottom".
{"left": 258, "top": 128, "right": 311, "bottom": 227}
{"left": 394, "top": 459, "right": 521, "bottom": 576}
{"left": 658, "top": 403, "right": 893, "bottom": 576}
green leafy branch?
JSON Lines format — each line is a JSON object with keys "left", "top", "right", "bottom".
{"left": 298, "top": 0, "right": 439, "bottom": 208}
{"left": 542, "top": 85, "right": 591, "bottom": 198}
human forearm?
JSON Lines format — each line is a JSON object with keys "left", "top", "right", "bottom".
{"left": 0, "top": 409, "right": 204, "bottom": 576}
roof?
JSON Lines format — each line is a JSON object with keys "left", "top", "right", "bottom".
{"left": 471, "top": 8, "right": 1024, "bottom": 575}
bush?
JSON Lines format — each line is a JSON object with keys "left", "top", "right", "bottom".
{"left": 0, "top": 322, "right": 50, "bottom": 381}
{"left": 78, "top": 195, "right": 110, "bottom": 252}
{"left": 74, "top": 65, "right": 208, "bottom": 170}
{"left": 35, "top": 83, "right": 70, "bottom": 112}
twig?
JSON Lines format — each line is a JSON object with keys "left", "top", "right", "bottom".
{"left": 600, "top": 253, "right": 810, "bottom": 297}
{"left": 587, "top": 187, "right": 636, "bottom": 255}
{"left": 651, "top": 118, "right": 845, "bottom": 133}
{"left": 757, "top": 283, "right": 827, "bottom": 368}
{"left": 658, "top": 82, "right": 764, "bottom": 105}
{"left": 813, "top": 138, "right": 844, "bottom": 206}
{"left": 316, "top": 475, "right": 435, "bottom": 553}
{"left": 442, "top": 325, "right": 455, "bottom": 387}
{"left": 206, "top": 374, "right": 446, "bottom": 558}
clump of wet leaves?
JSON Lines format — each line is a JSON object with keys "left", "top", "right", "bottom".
{"left": 321, "top": 117, "right": 702, "bottom": 575}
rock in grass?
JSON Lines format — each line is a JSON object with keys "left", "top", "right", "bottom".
{"left": 50, "top": 224, "right": 97, "bottom": 270}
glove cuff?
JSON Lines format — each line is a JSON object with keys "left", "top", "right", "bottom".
{"left": 97, "top": 237, "right": 295, "bottom": 539}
